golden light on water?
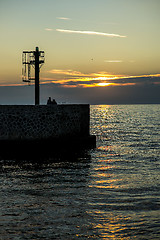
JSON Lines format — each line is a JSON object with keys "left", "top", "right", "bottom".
{"left": 88, "top": 151, "right": 133, "bottom": 239}
{"left": 91, "top": 213, "right": 133, "bottom": 240}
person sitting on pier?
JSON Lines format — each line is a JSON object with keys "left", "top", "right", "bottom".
{"left": 47, "top": 97, "right": 57, "bottom": 105}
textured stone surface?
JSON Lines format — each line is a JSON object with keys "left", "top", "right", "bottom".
{"left": 0, "top": 105, "right": 89, "bottom": 140}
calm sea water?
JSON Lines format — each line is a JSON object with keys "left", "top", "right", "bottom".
{"left": 0, "top": 105, "right": 160, "bottom": 239}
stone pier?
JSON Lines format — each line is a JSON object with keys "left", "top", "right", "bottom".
{"left": 0, "top": 105, "right": 96, "bottom": 159}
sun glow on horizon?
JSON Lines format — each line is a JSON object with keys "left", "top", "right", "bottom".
{"left": 96, "top": 82, "right": 113, "bottom": 87}
{"left": 1, "top": 70, "right": 160, "bottom": 88}
{"left": 36, "top": 70, "right": 160, "bottom": 88}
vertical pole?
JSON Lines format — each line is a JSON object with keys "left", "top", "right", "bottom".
{"left": 35, "top": 47, "right": 40, "bottom": 105}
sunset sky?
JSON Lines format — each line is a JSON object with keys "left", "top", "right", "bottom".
{"left": 0, "top": 0, "right": 160, "bottom": 104}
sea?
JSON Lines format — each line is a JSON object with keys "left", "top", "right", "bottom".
{"left": 0, "top": 104, "right": 160, "bottom": 240}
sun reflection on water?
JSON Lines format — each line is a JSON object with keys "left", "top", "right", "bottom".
{"left": 89, "top": 105, "right": 160, "bottom": 239}
{"left": 87, "top": 210, "right": 134, "bottom": 240}
{"left": 89, "top": 158, "right": 122, "bottom": 190}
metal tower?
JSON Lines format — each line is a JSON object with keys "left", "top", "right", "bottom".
{"left": 22, "top": 47, "right": 45, "bottom": 105}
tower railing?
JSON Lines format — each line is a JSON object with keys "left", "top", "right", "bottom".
{"left": 22, "top": 47, "right": 45, "bottom": 105}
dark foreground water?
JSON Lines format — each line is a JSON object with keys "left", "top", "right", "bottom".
{"left": 0, "top": 105, "right": 160, "bottom": 239}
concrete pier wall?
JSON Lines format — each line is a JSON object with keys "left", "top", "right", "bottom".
{"left": 0, "top": 105, "right": 90, "bottom": 140}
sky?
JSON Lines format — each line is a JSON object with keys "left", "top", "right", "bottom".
{"left": 0, "top": 0, "right": 160, "bottom": 104}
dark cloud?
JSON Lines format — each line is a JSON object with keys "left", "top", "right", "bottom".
{"left": 111, "top": 76, "right": 160, "bottom": 85}
{"left": 0, "top": 78, "right": 160, "bottom": 105}
{"left": 46, "top": 75, "right": 160, "bottom": 87}
{"left": 59, "top": 80, "right": 101, "bottom": 86}
{"left": 57, "top": 76, "right": 160, "bottom": 87}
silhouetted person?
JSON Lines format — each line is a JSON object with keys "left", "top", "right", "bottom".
{"left": 47, "top": 97, "right": 57, "bottom": 105}
{"left": 52, "top": 99, "right": 57, "bottom": 105}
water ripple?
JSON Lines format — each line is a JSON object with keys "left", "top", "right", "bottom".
{"left": 0, "top": 105, "right": 160, "bottom": 239}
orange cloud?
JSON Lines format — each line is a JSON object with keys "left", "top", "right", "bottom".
{"left": 49, "top": 69, "right": 84, "bottom": 76}
{"left": 2, "top": 69, "right": 159, "bottom": 88}
{"left": 46, "top": 69, "right": 160, "bottom": 88}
